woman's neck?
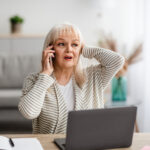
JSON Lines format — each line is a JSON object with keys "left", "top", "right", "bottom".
{"left": 54, "top": 66, "right": 73, "bottom": 85}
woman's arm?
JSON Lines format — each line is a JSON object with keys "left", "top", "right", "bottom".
{"left": 82, "top": 46, "right": 125, "bottom": 90}
{"left": 18, "top": 73, "right": 54, "bottom": 119}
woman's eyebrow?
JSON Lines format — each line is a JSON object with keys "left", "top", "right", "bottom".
{"left": 72, "top": 39, "right": 80, "bottom": 42}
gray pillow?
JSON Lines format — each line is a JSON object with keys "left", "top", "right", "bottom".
{"left": 0, "top": 54, "right": 42, "bottom": 88}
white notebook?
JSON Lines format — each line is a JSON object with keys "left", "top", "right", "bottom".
{"left": 0, "top": 136, "right": 44, "bottom": 150}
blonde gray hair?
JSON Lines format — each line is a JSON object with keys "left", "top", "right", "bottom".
{"left": 43, "top": 22, "right": 86, "bottom": 88}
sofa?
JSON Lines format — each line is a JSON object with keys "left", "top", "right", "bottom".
{"left": 0, "top": 53, "right": 42, "bottom": 133}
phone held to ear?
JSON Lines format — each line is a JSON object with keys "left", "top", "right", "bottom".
{"left": 49, "top": 44, "right": 55, "bottom": 64}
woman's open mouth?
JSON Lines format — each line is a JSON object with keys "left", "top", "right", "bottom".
{"left": 64, "top": 56, "right": 73, "bottom": 61}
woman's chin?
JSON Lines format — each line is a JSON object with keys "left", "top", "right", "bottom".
{"left": 63, "top": 62, "right": 75, "bottom": 69}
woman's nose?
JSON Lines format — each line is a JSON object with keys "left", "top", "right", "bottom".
{"left": 66, "top": 45, "right": 72, "bottom": 53}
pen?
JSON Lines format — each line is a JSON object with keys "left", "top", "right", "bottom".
{"left": 9, "top": 138, "right": 15, "bottom": 147}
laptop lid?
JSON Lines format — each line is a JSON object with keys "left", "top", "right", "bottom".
{"left": 65, "top": 106, "right": 137, "bottom": 150}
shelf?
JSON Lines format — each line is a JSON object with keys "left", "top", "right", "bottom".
{"left": 0, "top": 34, "right": 45, "bottom": 39}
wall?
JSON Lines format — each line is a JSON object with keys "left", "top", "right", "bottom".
{"left": 0, "top": 0, "right": 106, "bottom": 45}
{"left": 143, "top": 0, "right": 150, "bottom": 132}
{"left": 0, "top": 0, "right": 143, "bottom": 46}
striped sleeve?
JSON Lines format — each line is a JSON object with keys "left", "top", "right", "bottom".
{"left": 82, "top": 46, "right": 125, "bottom": 90}
{"left": 18, "top": 73, "right": 55, "bottom": 119}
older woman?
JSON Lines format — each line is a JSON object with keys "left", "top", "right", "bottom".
{"left": 18, "top": 23, "right": 124, "bottom": 134}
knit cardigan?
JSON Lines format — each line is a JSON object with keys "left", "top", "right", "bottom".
{"left": 18, "top": 46, "right": 125, "bottom": 134}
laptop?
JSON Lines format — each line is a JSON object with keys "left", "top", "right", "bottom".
{"left": 54, "top": 106, "right": 137, "bottom": 150}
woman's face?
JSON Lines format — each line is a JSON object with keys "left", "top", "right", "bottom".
{"left": 53, "top": 32, "right": 82, "bottom": 69}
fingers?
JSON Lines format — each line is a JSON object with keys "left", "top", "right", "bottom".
{"left": 40, "top": 45, "right": 55, "bottom": 75}
{"left": 42, "top": 45, "right": 55, "bottom": 58}
{"left": 46, "top": 53, "right": 54, "bottom": 66}
{"left": 43, "top": 50, "right": 55, "bottom": 58}
{"left": 41, "top": 51, "right": 55, "bottom": 66}
{"left": 46, "top": 52, "right": 55, "bottom": 58}
{"left": 41, "top": 45, "right": 55, "bottom": 67}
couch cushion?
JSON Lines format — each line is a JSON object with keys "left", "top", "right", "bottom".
{"left": 0, "top": 53, "right": 41, "bottom": 88}
{"left": 0, "top": 89, "right": 22, "bottom": 107}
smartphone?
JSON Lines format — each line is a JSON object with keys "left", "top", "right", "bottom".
{"left": 49, "top": 44, "right": 55, "bottom": 63}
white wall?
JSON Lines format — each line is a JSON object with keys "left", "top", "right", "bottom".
{"left": 0, "top": 0, "right": 147, "bottom": 131}
{"left": 143, "top": 0, "right": 150, "bottom": 132}
{"left": 0, "top": 0, "right": 106, "bottom": 45}
{"left": 0, "top": 0, "right": 143, "bottom": 46}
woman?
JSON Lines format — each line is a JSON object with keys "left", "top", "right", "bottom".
{"left": 18, "top": 23, "right": 125, "bottom": 134}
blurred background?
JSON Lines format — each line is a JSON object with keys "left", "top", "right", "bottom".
{"left": 0, "top": 0, "right": 150, "bottom": 133}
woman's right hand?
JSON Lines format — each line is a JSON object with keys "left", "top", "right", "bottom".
{"left": 40, "top": 45, "right": 55, "bottom": 76}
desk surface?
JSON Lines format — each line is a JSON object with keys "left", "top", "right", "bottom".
{"left": 2, "top": 133, "right": 150, "bottom": 150}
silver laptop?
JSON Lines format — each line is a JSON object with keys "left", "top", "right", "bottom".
{"left": 54, "top": 106, "right": 137, "bottom": 150}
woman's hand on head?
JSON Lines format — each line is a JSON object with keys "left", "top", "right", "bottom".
{"left": 40, "top": 45, "right": 55, "bottom": 76}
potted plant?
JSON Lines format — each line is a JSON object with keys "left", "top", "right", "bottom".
{"left": 9, "top": 15, "right": 24, "bottom": 34}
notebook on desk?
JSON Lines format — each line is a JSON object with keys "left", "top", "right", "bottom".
{"left": 54, "top": 106, "right": 137, "bottom": 150}
{"left": 0, "top": 136, "right": 44, "bottom": 150}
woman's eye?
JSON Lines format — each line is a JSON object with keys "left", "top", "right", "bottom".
{"left": 72, "top": 43, "right": 78, "bottom": 47}
{"left": 58, "top": 43, "right": 64, "bottom": 46}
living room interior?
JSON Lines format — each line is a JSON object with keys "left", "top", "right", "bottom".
{"left": 0, "top": 0, "right": 150, "bottom": 134}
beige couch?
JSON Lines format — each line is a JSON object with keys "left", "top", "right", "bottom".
{"left": 0, "top": 53, "right": 41, "bottom": 133}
